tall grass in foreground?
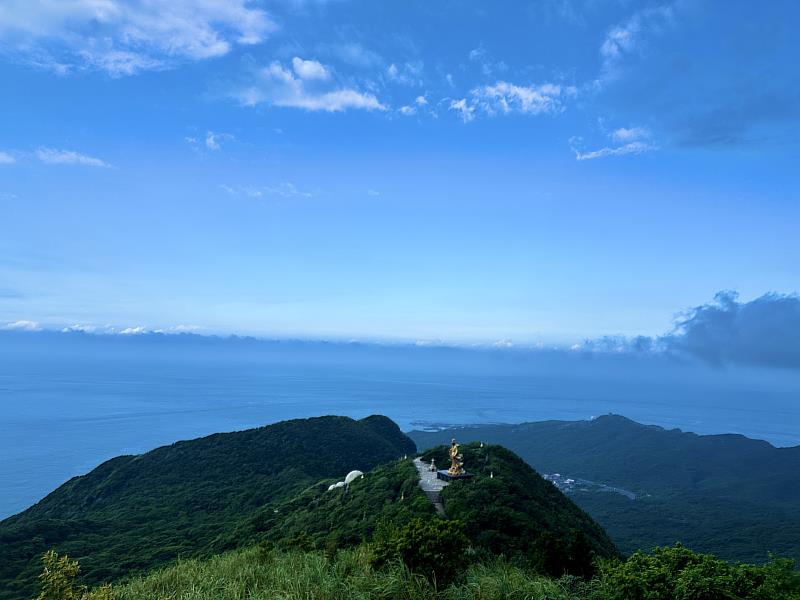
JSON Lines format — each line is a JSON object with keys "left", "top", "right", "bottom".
{"left": 115, "top": 545, "right": 584, "bottom": 600}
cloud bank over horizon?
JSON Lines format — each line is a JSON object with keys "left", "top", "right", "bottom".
{"left": 4, "top": 291, "right": 800, "bottom": 371}
{"left": 577, "top": 291, "right": 800, "bottom": 370}
{"left": 662, "top": 291, "right": 800, "bottom": 369}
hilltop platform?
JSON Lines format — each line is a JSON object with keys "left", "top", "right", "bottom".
{"left": 436, "top": 470, "right": 474, "bottom": 482}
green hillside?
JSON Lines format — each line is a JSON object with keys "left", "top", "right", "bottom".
{"left": 0, "top": 415, "right": 619, "bottom": 600}
{"left": 409, "top": 415, "right": 800, "bottom": 563}
{"left": 0, "top": 415, "right": 415, "bottom": 600}
{"left": 420, "top": 443, "right": 617, "bottom": 572}
{"left": 218, "top": 456, "right": 436, "bottom": 551}
{"left": 220, "top": 442, "right": 617, "bottom": 573}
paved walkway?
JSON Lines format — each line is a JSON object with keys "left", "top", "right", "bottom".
{"left": 413, "top": 458, "right": 448, "bottom": 516}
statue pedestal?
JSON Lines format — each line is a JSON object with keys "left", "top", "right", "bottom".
{"left": 436, "top": 470, "right": 474, "bottom": 482}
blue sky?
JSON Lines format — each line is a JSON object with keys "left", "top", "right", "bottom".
{"left": 0, "top": 0, "right": 798, "bottom": 344}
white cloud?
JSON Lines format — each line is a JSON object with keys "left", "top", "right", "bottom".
{"left": 205, "top": 132, "right": 220, "bottom": 150}
{"left": 2, "top": 320, "right": 41, "bottom": 331}
{"left": 571, "top": 125, "right": 656, "bottom": 160}
{"left": 153, "top": 324, "right": 202, "bottom": 334}
{"left": 221, "top": 182, "right": 313, "bottom": 199}
{"left": 119, "top": 326, "right": 147, "bottom": 335}
{"left": 0, "top": 151, "right": 15, "bottom": 164}
{"left": 600, "top": 4, "right": 674, "bottom": 79}
{"left": 386, "top": 61, "right": 423, "bottom": 86}
{"left": 468, "top": 44, "right": 508, "bottom": 76}
{"left": 0, "top": 0, "right": 276, "bottom": 76}
{"left": 449, "top": 98, "right": 475, "bottom": 123}
{"left": 472, "top": 81, "right": 575, "bottom": 116}
{"left": 232, "top": 60, "right": 385, "bottom": 112}
{"left": 205, "top": 131, "right": 232, "bottom": 150}
{"left": 291, "top": 57, "right": 330, "bottom": 81}
{"left": 449, "top": 81, "right": 575, "bottom": 122}
{"left": 266, "top": 182, "right": 312, "bottom": 198}
{"left": 61, "top": 323, "right": 98, "bottom": 333}
{"left": 573, "top": 140, "right": 655, "bottom": 161}
{"left": 35, "top": 148, "right": 110, "bottom": 167}
{"left": 399, "top": 94, "right": 430, "bottom": 116}
{"left": 491, "top": 339, "right": 514, "bottom": 348}
{"left": 612, "top": 126, "right": 650, "bottom": 142}
{"left": 367, "top": 189, "right": 380, "bottom": 197}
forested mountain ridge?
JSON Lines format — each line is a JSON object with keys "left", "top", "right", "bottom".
{"left": 0, "top": 415, "right": 415, "bottom": 600}
{"left": 0, "top": 414, "right": 618, "bottom": 600}
{"left": 409, "top": 414, "right": 800, "bottom": 563}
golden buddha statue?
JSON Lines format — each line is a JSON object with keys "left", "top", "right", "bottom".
{"left": 448, "top": 438, "right": 465, "bottom": 476}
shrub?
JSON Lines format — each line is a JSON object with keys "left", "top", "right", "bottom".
{"left": 35, "top": 550, "right": 113, "bottom": 600}
{"left": 596, "top": 544, "right": 800, "bottom": 600}
{"left": 371, "top": 517, "right": 470, "bottom": 586}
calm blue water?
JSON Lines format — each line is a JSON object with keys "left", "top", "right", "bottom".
{"left": 2, "top": 338, "right": 799, "bottom": 519}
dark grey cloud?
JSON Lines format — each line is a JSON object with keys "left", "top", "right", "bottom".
{"left": 663, "top": 291, "right": 800, "bottom": 369}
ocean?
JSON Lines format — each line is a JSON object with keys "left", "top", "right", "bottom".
{"left": 1, "top": 333, "right": 799, "bottom": 520}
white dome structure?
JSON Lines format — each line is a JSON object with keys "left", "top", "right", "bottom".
{"left": 344, "top": 470, "right": 364, "bottom": 485}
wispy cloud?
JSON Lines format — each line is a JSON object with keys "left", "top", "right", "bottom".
{"left": 599, "top": 4, "right": 675, "bottom": 80}
{"left": 0, "top": 0, "right": 276, "bottom": 76}
{"left": 1, "top": 320, "right": 41, "bottom": 331}
{"left": 573, "top": 140, "right": 655, "bottom": 160}
{"left": 468, "top": 45, "right": 508, "bottom": 77}
{"left": 386, "top": 61, "right": 424, "bottom": 86}
{"left": 450, "top": 81, "right": 575, "bottom": 122}
{"left": 220, "top": 182, "right": 313, "bottom": 199}
{"left": 473, "top": 81, "right": 575, "bottom": 116}
{"left": 0, "top": 151, "right": 16, "bottom": 165}
{"left": 570, "top": 126, "right": 656, "bottom": 160}
{"left": 449, "top": 98, "right": 475, "bottom": 123}
{"left": 398, "top": 95, "right": 430, "bottom": 117}
{"left": 204, "top": 131, "right": 233, "bottom": 150}
{"left": 35, "top": 148, "right": 111, "bottom": 167}
{"left": 231, "top": 58, "right": 386, "bottom": 112}
{"left": 612, "top": 126, "right": 650, "bottom": 142}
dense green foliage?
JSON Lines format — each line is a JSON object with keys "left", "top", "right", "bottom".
{"left": 219, "top": 457, "right": 436, "bottom": 550}
{"left": 44, "top": 543, "right": 798, "bottom": 600}
{"left": 371, "top": 517, "right": 470, "bottom": 585}
{"left": 0, "top": 415, "right": 415, "bottom": 600}
{"left": 422, "top": 442, "right": 618, "bottom": 575}
{"left": 410, "top": 415, "right": 800, "bottom": 563}
{"left": 595, "top": 545, "right": 800, "bottom": 600}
